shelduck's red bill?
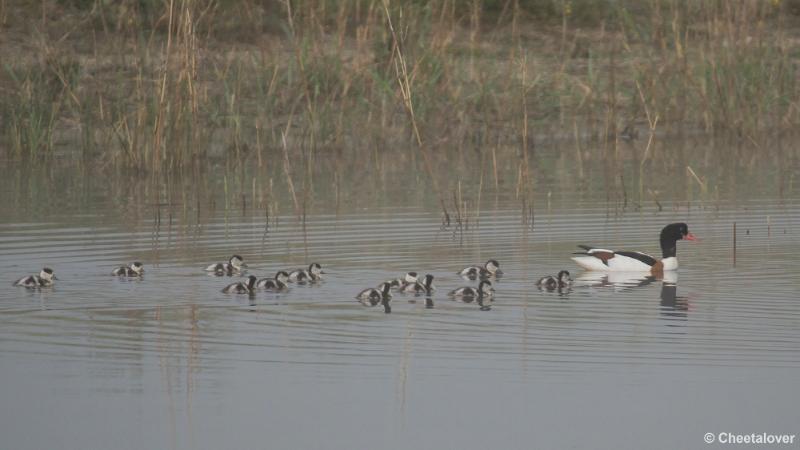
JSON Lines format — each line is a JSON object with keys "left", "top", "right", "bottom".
{"left": 684, "top": 232, "right": 698, "bottom": 241}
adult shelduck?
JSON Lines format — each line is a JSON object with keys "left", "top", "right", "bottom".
{"left": 571, "top": 223, "right": 697, "bottom": 273}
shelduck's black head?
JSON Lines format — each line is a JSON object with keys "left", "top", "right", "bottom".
{"left": 659, "top": 223, "right": 697, "bottom": 258}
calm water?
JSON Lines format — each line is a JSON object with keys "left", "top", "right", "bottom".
{"left": 1, "top": 142, "right": 799, "bottom": 449}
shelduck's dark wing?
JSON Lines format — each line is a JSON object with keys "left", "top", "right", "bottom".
{"left": 573, "top": 246, "right": 617, "bottom": 264}
{"left": 615, "top": 251, "right": 657, "bottom": 267}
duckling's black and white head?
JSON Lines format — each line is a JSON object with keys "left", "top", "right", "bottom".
{"left": 309, "top": 263, "right": 323, "bottom": 275}
{"left": 230, "top": 255, "right": 246, "bottom": 269}
{"left": 422, "top": 274, "right": 435, "bottom": 288}
{"left": 275, "top": 271, "right": 290, "bottom": 283}
{"left": 485, "top": 259, "right": 502, "bottom": 275}
{"left": 130, "top": 262, "right": 145, "bottom": 275}
{"left": 246, "top": 275, "right": 258, "bottom": 290}
{"left": 40, "top": 267, "right": 57, "bottom": 282}
{"left": 404, "top": 272, "right": 418, "bottom": 283}
{"left": 557, "top": 270, "right": 572, "bottom": 286}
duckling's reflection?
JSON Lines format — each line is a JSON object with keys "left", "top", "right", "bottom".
{"left": 537, "top": 284, "right": 574, "bottom": 297}
{"left": 450, "top": 294, "right": 493, "bottom": 311}
{"left": 359, "top": 296, "right": 392, "bottom": 314}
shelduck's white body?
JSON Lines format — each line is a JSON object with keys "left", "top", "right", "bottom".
{"left": 572, "top": 251, "right": 678, "bottom": 271}
{"left": 571, "top": 223, "right": 696, "bottom": 273}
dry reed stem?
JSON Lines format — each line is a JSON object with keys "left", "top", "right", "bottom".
{"left": 382, "top": 0, "right": 449, "bottom": 220}
{"left": 152, "top": 0, "right": 176, "bottom": 171}
{"left": 733, "top": 221, "right": 737, "bottom": 267}
{"left": 686, "top": 166, "right": 708, "bottom": 193}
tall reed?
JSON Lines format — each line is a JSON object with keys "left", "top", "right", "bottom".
{"left": 0, "top": 0, "right": 797, "bottom": 171}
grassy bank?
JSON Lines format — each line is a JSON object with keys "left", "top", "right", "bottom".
{"left": 1, "top": 0, "right": 799, "bottom": 172}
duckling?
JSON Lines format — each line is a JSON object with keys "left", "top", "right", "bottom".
{"left": 257, "top": 271, "right": 290, "bottom": 291}
{"left": 14, "top": 268, "right": 58, "bottom": 288}
{"left": 288, "top": 263, "right": 324, "bottom": 283}
{"left": 536, "top": 270, "right": 572, "bottom": 291}
{"left": 221, "top": 275, "right": 258, "bottom": 294}
{"left": 205, "top": 255, "right": 247, "bottom": 275}
{"left": 400, "top": 274, "right": 435, "bottom": 295}
{"left": 386, "top": 272, "right": 418, "bottom": 290}
{"left": 111, "top": 262, "right": 144, "bottom": 277}
{"left": 536, "top": 275, "right": 558, "bottom": 290}
{"left": 448, "top": 280, "right": 494, "bottom": 301}
{"left": 357, "top": 281, "right": 392, "bottom": 306}
{"left": 458, "top": 259, "right": 503, "bottom": 279}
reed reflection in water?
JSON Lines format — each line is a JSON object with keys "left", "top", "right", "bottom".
{"left": 1, "top": 140, "right": 799, "bottom": 450}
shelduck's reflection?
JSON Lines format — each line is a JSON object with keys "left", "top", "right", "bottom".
{"left": 574, "top": 271, "right": 688, "bottom": 319}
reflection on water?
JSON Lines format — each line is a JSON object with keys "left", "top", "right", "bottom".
{"left": 577, "top": 271, "right": 691, "bottom": 321}
{"left": 1, "top": 140, "right": 799, "bottom": 450}
{"left": 660, "top": 281, "right": 689, "bottom": 320}
{"left": 575, "top": 269, "right": 675, "bottom": 286}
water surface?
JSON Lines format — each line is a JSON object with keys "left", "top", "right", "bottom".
{"left": 1, "top": 142, "right": 799, "bottom": 450}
